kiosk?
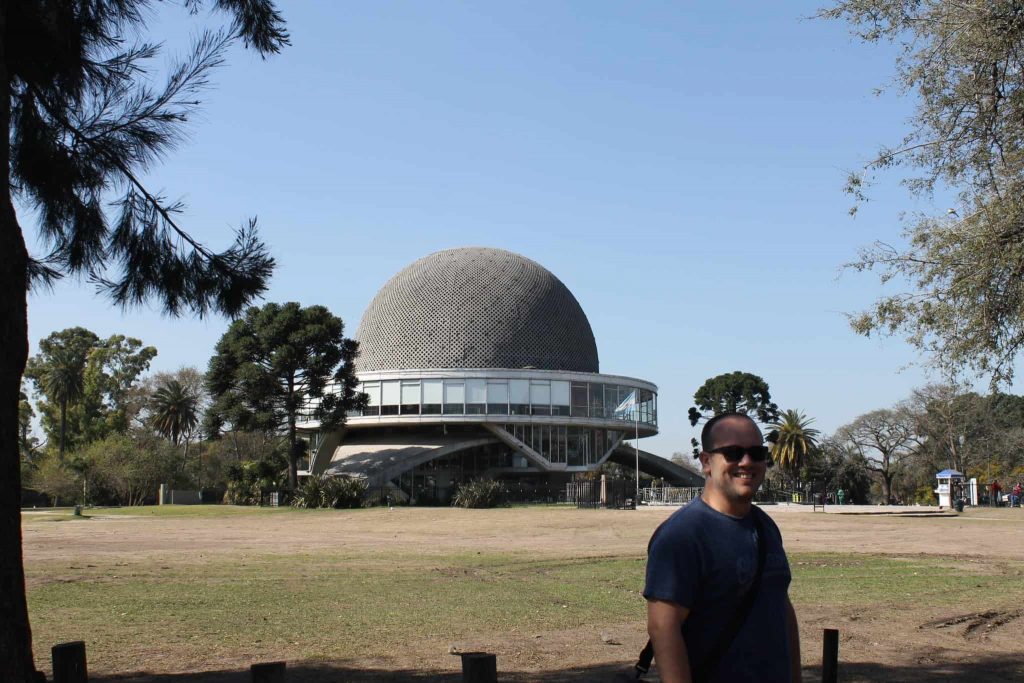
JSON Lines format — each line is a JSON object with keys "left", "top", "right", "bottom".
{"left": 935, "top": 469, "right": 966, "bottom": 508}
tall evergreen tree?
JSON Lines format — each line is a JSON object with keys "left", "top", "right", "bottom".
{"left": 1, "top": 2, "right": 288, "bottom": 679}
{"left": 24, "top": 327, "right": 97, "bottom": 460}
{"left": 206, "top": 303, "right": 366, "bottom": 490}
{"left": 37, "top": 344, "right": 87, "bottom": 461}
{"left": 687, "top": 371, "right": 780, "bottom": 456}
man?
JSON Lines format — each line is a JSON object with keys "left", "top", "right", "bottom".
{"left": 990, "top": 480, "right": 1002, "bottom": 507}
{"left": 644, "top": 412, "right": 801, "bottom": 682}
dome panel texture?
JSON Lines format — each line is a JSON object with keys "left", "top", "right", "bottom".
{"left": 354, "top": 247, "right": 599, "bottom": 372}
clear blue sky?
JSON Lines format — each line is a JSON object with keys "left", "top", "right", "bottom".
{"left": 21, "top": 1, "right": 1001, "bottom": 456}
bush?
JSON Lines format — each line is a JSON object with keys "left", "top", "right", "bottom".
{"left": 223, "top": 456, "right": 287, "bottom": 505}
{"left": 452, "top": 479, "right": 507, "bottom": 509}
{"left": 224, "top": 479, "right": 262, "bottom": 506}
{"left": 291, "top": 475, "right": 367, "bottom": 509}
{"left": 913, "top": 484, "right": 937, "bottom": 506}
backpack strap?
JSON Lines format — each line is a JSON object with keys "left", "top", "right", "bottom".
{"left": 636, "top": 509, "right": 768, "bottom": 681}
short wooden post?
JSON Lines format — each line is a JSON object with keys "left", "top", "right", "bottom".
{"left": 822, "top": 628, "right": 839, "bottom": 683}
{"left": 52, "top": 641, "right": 87, "bottom": 683}
{"left": 461, "top": 652, "right": 497, "bottom": 683}
{"left": 250, "top": 661, "right": 287, "bottom": 683}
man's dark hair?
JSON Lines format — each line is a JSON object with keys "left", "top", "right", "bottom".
{"left": 699, "top": 412, "right": 760, "bottom": 454}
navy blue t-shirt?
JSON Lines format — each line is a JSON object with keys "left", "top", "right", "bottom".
{"left": 643, "top": 498, "right": 792, "bottom": 682}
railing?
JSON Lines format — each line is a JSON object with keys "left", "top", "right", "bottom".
{"left": 640, "top": 486, "right": 702, "bottom": 506}
{"left": 566, "top": 479, "right": 636, "bottom": 509}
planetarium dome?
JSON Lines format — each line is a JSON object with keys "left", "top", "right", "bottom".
{"left": 354, "top": 247, "right": 599, "bottom": 373}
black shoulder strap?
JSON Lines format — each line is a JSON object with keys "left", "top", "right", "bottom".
{"left": 635, "top": 510, "right": 768, "bottom": 681}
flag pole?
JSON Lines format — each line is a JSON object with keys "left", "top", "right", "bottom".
{"left": 635, "top": 400, "right": 640, "bottom": 508}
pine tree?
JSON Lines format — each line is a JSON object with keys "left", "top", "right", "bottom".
{"left": 206, "top": 302, "right": 365, "bottom": 490}
{"left": 1, "top": 2, "right": 288, "bottom": 678}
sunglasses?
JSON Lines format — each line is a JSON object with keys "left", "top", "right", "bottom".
{"left": 706, "top": 445, "right": 770, "bottom": 463}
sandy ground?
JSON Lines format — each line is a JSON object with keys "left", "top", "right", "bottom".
{"left": 21, "top": 503, "right": 1024, "bottom": 682}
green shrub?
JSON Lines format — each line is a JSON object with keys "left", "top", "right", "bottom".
{"left": 452, "top": 479, "right": 507, "bottom": 509}
{"left": 224, "top": 479, "right": 262, "bottom": 506}
{"left": 913, "top": 484, "right": 938, "bottom": 506}
{"left": 223, "top": 456, "right": 287, "bottom": 505}
{"left": 292, "top": 475, "right": 367, "bottom": 509}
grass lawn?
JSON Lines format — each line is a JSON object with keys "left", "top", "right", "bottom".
{"left": 24, "top": 537, "right": 1024, "bottom": 668}
{"left": 22, "top": 504, "right": 1024, "bottom": 679}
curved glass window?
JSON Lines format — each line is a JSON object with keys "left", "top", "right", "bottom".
{"left": 422, "top": 380, "right": 442, "bottom": 415}
{"left": 466, "top": 379, "right": 486, "bottom": 415}
{"left": 589, "top": 384, "right": 605, "bottom": 418}
{"left": 401, "top": 381, "right": 420, "bottom": 415}
{"left": 571, "top": 382, "right": 588, "bottom": 417}
{"left": 346, "top": 375, "right": 656, "bottom": 427}
{"left": 362, "top": 381, "right": 381, "bottom": 416}
{"left": 510, "top": 379, "right": 529, "bottom": 415}
{"left": 551, "top": 381, "right": 570, "bottom": 416}
{"left": 381, "top": 380, "right": 400, "bottom": 416}
{"left": 443, "top": 381, "right": 464, "bottom": 415}
{"left": 487, "top": 381, "right": 509, "bottom": 414}
{"left": 530, "top": 381, "right": 550, "bottom": 416}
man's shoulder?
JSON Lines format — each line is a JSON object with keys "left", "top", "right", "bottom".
{"left": 650, "top": 501, "right": 710, "bottom": 545}
{"left": 751, "top": 505, "right": 783, "bottom": 533}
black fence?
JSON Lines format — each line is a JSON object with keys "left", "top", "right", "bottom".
{"left": 567, "top": 479, "right": 637, "bottom": 509}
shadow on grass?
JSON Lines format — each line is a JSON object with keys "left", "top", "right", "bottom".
{"left": 89, "top": 653, "right": 1024, "bottom": 683}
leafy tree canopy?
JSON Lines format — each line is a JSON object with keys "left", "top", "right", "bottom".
{"left": 688, "top": 371, "right": 780, "bottom": 426}
{"left": 24, "top": 328, "right": 156, "bottom": 452}
{"left": 834, "top": 407, "right": 921, "bottom": 504}
{"left": 767, "top": 409, "right": 820, "bottom": 474}
{"left": 687, "top": 371, "right": 780, "bottom": 457}
{"left": 911, "top": 384, "right": 1024, "bottom": 478}
{"left": 205, "top": 302, "right": 366, "bottom": 489}
{"left": 821, "top": 1, "right": 1024, "bottom": 386}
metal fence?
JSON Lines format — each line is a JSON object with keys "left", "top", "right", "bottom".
{"left": 640, "top": 486, "right": 703, "bottom": 506}
{"left": 566, "top": 479, "right": 636, "bottom": 509}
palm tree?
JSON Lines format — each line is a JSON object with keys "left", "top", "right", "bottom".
{"left": 768, "top": 410, "right": 821, "bottom": 475}
{"left": 149, "top": 380, "right": 200, "bottom": 448}
{"left": 41, "top": 346, "right": 87, "bottom": 461}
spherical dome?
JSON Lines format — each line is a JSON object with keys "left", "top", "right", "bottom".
{"left": 354, "top": 247, "right": 599, "bottom": 372}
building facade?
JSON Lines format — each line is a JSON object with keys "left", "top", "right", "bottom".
{"left": 298, "top": 247, "right": 701, "bottom": 502}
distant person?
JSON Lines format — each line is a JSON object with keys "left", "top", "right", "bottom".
{"left": 1012, "top": 482, "right": 1022, "bottom": 508}
{"left": 836, "top": 488, "right": 846, "bottom": 506}
{"left": 644, "top": 413, "right": 801, "bottom": 682}
{"left": 990, "top": 480, "right": 1002, "bottom": 507}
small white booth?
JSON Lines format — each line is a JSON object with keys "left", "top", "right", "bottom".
{"left": 935, "top": 469, "right": 966, "bottom": 508}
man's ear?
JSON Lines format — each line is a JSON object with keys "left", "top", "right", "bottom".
{"left": 698, "top": 452, "right": 711, "bottom": 476}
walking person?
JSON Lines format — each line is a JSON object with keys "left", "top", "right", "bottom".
{"left": 990, "top": 480, "right": 1002, "bottom": 507}
{"left": 643, "top": 412, "right": 801, "bottom": 682}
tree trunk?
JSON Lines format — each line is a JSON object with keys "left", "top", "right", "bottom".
{"left": 183, "top": 437, "right": 193, "bottom": 486}
{"left": 287, "top": 417, "right": 297, "bottom": 490}
{"left": 0, "top": 2, "right": 40, "bottom": 675}
{"left": 287, "top": 378, "right": 297, "bottom": 490}
{"left": 880, "top": 472, "right": 893, "bottom": 505}
{"left": 59, "top": 398, "right": 67, "bottom": 461}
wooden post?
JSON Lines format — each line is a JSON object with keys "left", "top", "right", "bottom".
{"left": 822, "top": 628, "right": 839, "bottom": 683}
{"left": 461, "top": 652, "right": 497, "bottom": 683}
{"left": 251, "top": 661, "right": 287, "bottom": 683}
{"left": 52, "top": 641, "right": 87, "bottom": 683}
